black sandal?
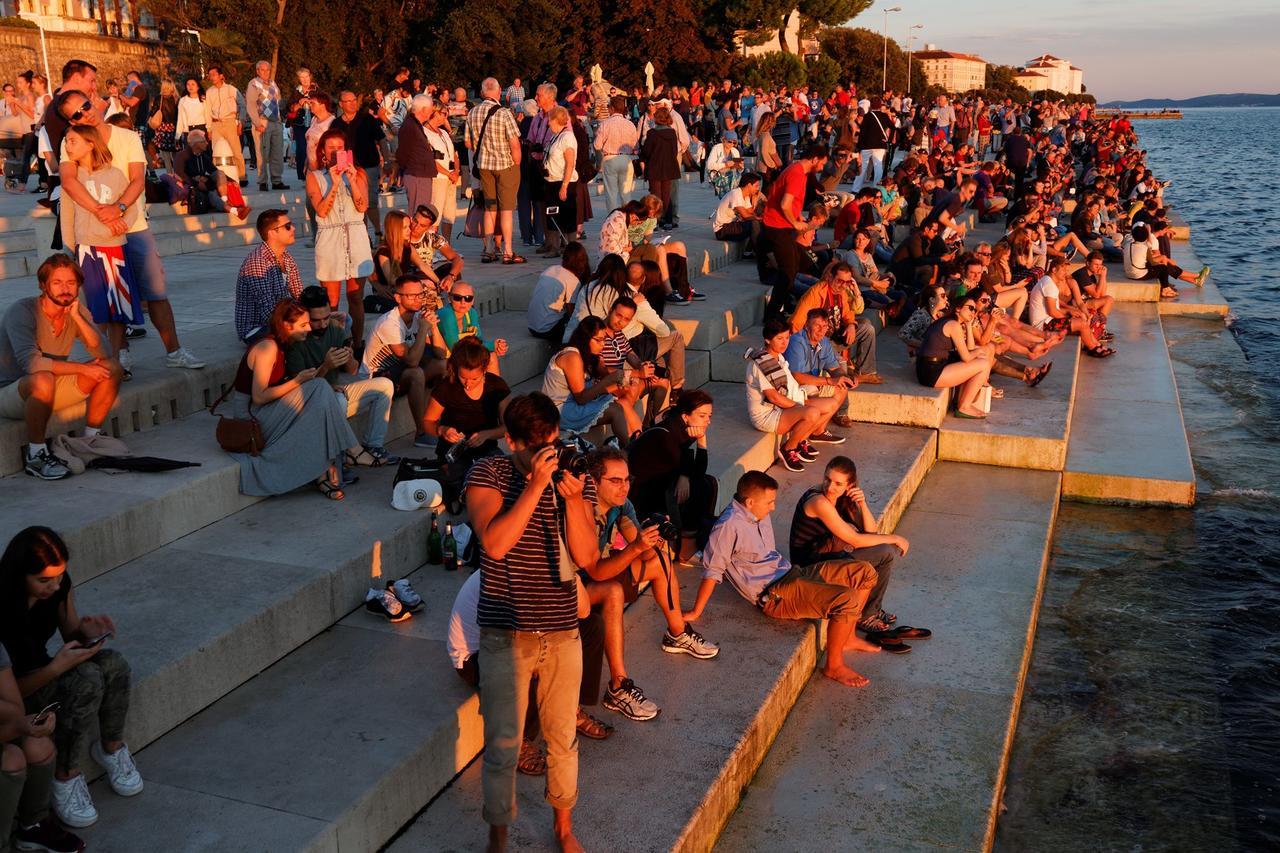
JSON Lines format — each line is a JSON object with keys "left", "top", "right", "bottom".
{"left": 503, "top": 253, "right": 528, "bottom": 265}
{"left": 481, "top": 251, "right": 498, "bottom": 264}
{"left": 1027, "top": 362, "right": 1053, "bottom": 387}
{"left": 316, "top": 477, "right": 345, "bottom": 501}
{"left": 1085, "top": 346, "right": 1116, "bottom": 358}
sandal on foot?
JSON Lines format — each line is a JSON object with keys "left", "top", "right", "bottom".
{"left": 1027, "top": 362, "right": 1053, "bottom": 387}
{"left": 481, "top": 252, "right": 498, "bottom": 264}
{"left": 990, "top": 386, "right": 1005, "bottom": 399}
{"left": 954, "top": 410, "right": 987, "bottom": 419}
{"left": 517, "top": 739, "right": 547, "bottom": 776}
{"left": 316, "top": 478, "right": 345, "bottom": 500}
{"left": 1159, "top": 286, "right": 1179, "bottom": 299}
{"left": 344, "top": 449, "right": 376, "bottom": 468}
{"left": 576, "top": 710, "right": 614, "bottom": 740}
{"left": 1085, "top": 346, "right": 1116, "bottom": 358}
{"left": 503, "top": 253, "right": 528, "bottom": 265}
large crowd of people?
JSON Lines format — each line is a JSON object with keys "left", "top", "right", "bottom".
{"left": 0, "top": 54, "right": 1201, "bottom": 852}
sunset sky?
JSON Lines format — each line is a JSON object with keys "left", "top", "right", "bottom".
{"left": 853, "top": 0, "right": 1280, "bottom": 101}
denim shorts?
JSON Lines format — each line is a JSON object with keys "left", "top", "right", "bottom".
{"left": 123, "top": 228, "right": 167, "bottom": 301}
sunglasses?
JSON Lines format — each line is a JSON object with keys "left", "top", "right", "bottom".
{"left": 450, "top": 293, "right": 474, "bottom": 303}
{"left": 271, "top": 222, "right": 295, "bottom": 231}
{"left": 68, "top": 100, "right": 93, "bottom": 122}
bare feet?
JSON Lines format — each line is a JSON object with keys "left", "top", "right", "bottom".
{"left": 821, "top": 663, "right": 871, "bottom": 687}
{"left": 843, "top": 635, "right": 883, "bottom": 653}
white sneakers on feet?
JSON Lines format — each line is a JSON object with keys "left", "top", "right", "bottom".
{"left": 164, "top": 347, "right": 206, "bottom": 369}
{"left": 91, "top": 741, "right": 144, "bottom": 797}
{"left": 51, "top": 775, "right": 97, "bottom": 828}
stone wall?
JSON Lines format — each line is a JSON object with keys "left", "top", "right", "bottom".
{"left": 0, "top": 25, "right": 168, "bottom": 83}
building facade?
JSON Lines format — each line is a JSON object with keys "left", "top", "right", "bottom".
{"left": 913, "top": 46, "right": 987, "bottom": 93}
{"left": 1016, "top": 54, "right": 1083, "bottom": 94}
{"left": 1, "top": 0, "right": 158, "bottom": 41}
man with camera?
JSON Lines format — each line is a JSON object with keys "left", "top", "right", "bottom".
{"left": 465, "top": 392, "right": 600, "bottom": 853}
{"left": 583, "top": 449, "right": 719, "bottom": 717}
{"left": 284, "top": 286, "right": 400, "bottom": 467}
{"left": 688, "top": 470, "right": 881, "bottom": 688}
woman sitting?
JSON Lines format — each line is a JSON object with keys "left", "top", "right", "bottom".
{"left": 422, "top": 337, "right": 511, "bottom": 503}
{"left": 541, "top": 316, "right": 642, "bottom": 443}
{"left": 899, "top": 285, "right": 948, "bottom": 353}
{"left": 979, "top": 241, "right": 1029, "bottom": 318}
{"left": 436, "top": 281, "right": 507, "bottom": 375}
{"left": 371, "top": 210, "right": 440, "bottom": 312}
{"left": 565, "top": 254, "right": 670, "bottom": 343}
{"left": 843, "top": 228, "right": 907, "bottom": 321}
{"left": 0, "top": 527, "right": 141, "bottom": 829}
{"left": 227, "top": 300, "right": 374, "bottom": 499}
{"left": 527, "top": 240, "right": 591, "bottom": 342}
{"left": 704, "top": 131, "right": 744, "bottom": 198}
{"left": 967, "top": 290, "right": 1054, "bottom": 389}
{"left": 914, "top": 290, "right": 993, "bottom": 419}
{"left": 627, "top": 389, "right": 718, "bottom": 553}
{"left": 598, "top": 196, "right": 697, "bottom": 303}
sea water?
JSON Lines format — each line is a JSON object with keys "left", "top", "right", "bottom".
{"left": 997, "top": 109, "right": 1280, "bottom": 851}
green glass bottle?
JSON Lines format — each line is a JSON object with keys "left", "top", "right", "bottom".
{"left": 427, "top": 512, "right": 443, "bottom": 564}
{"left": 443, "top": 522, "right": 458, "bottom": 572}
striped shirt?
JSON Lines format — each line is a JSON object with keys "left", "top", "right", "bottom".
{"left": 468, "top": 455, "right": 597, "bottom": 632}
{"left": 602, "top": 329, "right": 632, "bottom": 372}
{"left": 464, "top": 99, "right": 519, "bottom": 171}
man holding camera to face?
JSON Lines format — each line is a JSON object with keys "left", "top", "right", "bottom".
{"left": 582, "top": 449, "right": 719, "bottom": 714}
{"left": 465, "top": 392, "right": 599, "bottom": 853}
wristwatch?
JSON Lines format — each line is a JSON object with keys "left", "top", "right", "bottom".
{"left": 118, "top": 202, "right": 128, "bottom": 214}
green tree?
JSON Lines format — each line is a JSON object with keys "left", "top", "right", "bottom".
{"left": 820, "top": 26, "right": 924, "bottom": 95}
{"left": 710, "top": 0, "right": 871, "bottom": 54}
{"left": 805, "top": 53, "right": 841, "bottom": 94}
{"left": 742, "top": 51, "right": 807, "bottom": 90}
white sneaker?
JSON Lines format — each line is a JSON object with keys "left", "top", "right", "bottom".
{"left": 662, "top": 628, "right": 721, "bottom": 660}
{"left": 91, "top": 741, "right": 144, "bottom": 797}
{"left": 602, "top": 678, "right": 660, "bottom": 721}
{"left": 165, "top": 346, "right": 206, "bottom": 369}
{"left": 117, "top": 347, "right": 133, "bottom": 374}
{"left": 51, "top": 774, "right": 98, "bottom": 828}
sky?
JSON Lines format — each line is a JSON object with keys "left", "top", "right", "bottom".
{"left": 846, "top": 0, "right": 1280, "bottom": 101}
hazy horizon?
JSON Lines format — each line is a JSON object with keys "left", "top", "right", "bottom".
{"left": 847, "top": 0, "right": 1279, "bottom": 101}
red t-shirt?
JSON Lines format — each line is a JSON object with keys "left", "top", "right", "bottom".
{"left": 833, "top": 201, "right": 862, "bottom": 246}
{"left": 763, "top": 162, "right": 808, "bottom": 230}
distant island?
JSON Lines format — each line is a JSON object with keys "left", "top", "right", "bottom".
{"left": 1101, "top": 93, "right": 1280, "bottom": 108}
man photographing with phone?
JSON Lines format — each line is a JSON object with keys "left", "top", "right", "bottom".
{"left": 284, "top": 286, "right": 400, "bottom": 467}
{"left": 464, "top": 393, "right": 600, "bottom": 853}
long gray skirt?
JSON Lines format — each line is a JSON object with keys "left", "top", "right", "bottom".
{"left": 230, "top": 382, "right": 358, "bottom": 496}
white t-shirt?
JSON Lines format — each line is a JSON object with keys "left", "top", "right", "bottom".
{"left": 446, "top": 570, "right": 482, "bottom": 670}
{"left": 1122, "top": 234, "right": 1156, "bottom": 279}
{"left": 362, "top": 309, "right": 416, "bottom": 375}
{"left": 714, "top": 187, "right": 750, "bottom": 231}
{"left": 424, "top": 125, "right": 456, "bottom": 176}
{"left": 745, "top": 355, "right": 803, "bottom": 428}
{"left": 527, "top": 265, "right": 581, "bottom": 334}
{"left": 1027, "top": 275, "right": 1059, "bottom": 329}
{"left": 544, "top": 129, "right": 578, "bottom": 183}
{"left": 60, "top": 124, "right": 148, "bottom": 234}
{"left": 705, "top": 142, "right": 740, "bottom": 175}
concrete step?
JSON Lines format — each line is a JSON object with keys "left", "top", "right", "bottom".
{"left": 69, "top": 432, "right": 433, "bottom": 765}
{"left": 1162, "top": 239, "right": 1228, "bottom": 318}
{"left": 720, "top": 462, "right": 1062, "bottom": 852}
{"left": 0, "top": 228, "right": 34, "bottom": 255}
{"left": 938, "top": 339, "right": 1080, "bottom": 471}
{"left": 1062, "top": 304, "right": 1195, "bottom": 505}
{"left": 709, "top": 325, "right": 950, "bottom": 429}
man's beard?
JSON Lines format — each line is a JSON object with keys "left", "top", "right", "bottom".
{"left": 49, "top": 293, "right": 76, "bottom": 307}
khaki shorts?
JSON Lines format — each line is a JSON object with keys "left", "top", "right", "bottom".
{"left": 0, "top": 374, "right": 90, "bottom": 420}
{"left": 803, "top": 384, "right": 837, "bottom": 399}
{"left": 479, "top": 165, "right": 520, "bottom": 212}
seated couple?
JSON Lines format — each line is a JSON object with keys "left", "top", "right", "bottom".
{"left": 686, "top": 465, "right": 928, "bottom": 688}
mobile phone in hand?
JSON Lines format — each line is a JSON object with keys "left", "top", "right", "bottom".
{"left": 84, "top": 631, "right": 113, "bottom": 648}
{"left": 32, "top": 701, "right": 60, "bottom": 725}
{"left": 336, "top": 150, "right": 354, "bottom": 170}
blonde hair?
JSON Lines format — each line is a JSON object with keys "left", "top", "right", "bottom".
{"left": 547, "top": 105, "right": 570, "bottom": 126}
{"left": 65, "top": 124, "right": 112, "bottom": 171}
{"left": 382, "top": 210, "right": 409, "bottom": 278}
{"left": 160, "top": 78, "right": 179, "bottom": 99}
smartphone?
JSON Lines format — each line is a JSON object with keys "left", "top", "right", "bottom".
{"left": 32, "top": 702, "right": 60, "bottom": 725}
{"left": 544, "top": 205, "right": 560, "bottom": 215}
{"left": 84, "top": 631, "right": 113, "bottom": 648}
{"left": 336, "top": 150, "right": 354, "bottom": 170}
{"left": 652, "top": 235, "right": 671, "bottom": 246}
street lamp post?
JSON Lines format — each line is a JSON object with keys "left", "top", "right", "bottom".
{"left": 882, "top": 5, "right": 902, "bottom": 91}
{"left": 906, "top": 24, "right": 923, "bottom": 94}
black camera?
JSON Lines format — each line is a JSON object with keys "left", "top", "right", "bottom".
{"left": 552, "top": 439, "right": 591, "bottom": 481}
{"left": 642, "top": 513, "right": 680, "bottom": 542}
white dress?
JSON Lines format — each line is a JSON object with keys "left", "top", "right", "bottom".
{"left": 312, "top": 170, "right": 374, "bottom": 281}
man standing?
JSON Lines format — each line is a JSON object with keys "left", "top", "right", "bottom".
{"left": 396, "top": 94, "right": 438, "bottom": 218}
{"left": 246, "top": 60, "right": 288, "bottom": 191}
{"left": 593, "top": 95, "right": 638, "bottom": 214}
{"left": 524, "top": 83, "right": 558, "bottom": 254}
{"left": 285, "top": 68, "right": 319, "bottom": 182}
{"left": 465, "top": 78, "right": 523, "bottom": 265}
{"left": 465, "top": 392, "right": 598, "bottom": 853}
{"left": 934, "top": 94, "right": 956, "bottom": 143}
{"left": 334, "top": 91, "right": 386, "bottom": 237}
{"left": 55, "top": 92, "right": 206, "bottom": 373}
{"left": 119, "top": 70, "right": 150, "bottom": 136}
{"left": 0, "top": 255, "right": 122, "bottom": 481}
{"left": 760, "top": 143, "right": 828, "bottom": 318}
{"left": 234, "top": 209, "right": 304, "bottom": 343}
{"left": 853, "top": 97, "right": 894, "bottom": 191}
{"left": 205, "top": 66, "right": 246, "bottom": 186}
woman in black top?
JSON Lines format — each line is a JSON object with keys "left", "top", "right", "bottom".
{"left": 627, "top": 389, "right": 717, "bottom": 552}
{"left": 0, "top": 527, "right": 142, "bottom": 826}
{"left": 423, "top": 337, "right": 511, "bottom": 502}
{"left": 639, "top": 107, "right": 680, "bottom": 229}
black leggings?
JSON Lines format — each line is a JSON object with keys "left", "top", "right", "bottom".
{"left": 1140, "top": 263, "right": 1183, "bottom": 287}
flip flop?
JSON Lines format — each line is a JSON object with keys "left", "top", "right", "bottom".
{"left": 1027, "top": 362, "right": 1053, "bottom": 387}
{"left": 881, "top": 625, "right": 932, "bottom": 640}
{"left": 954, "top": 410, "right": 987, "bottom": 419}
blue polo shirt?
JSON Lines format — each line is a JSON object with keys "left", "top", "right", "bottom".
{"left": 783, "top": 331, "right": 840, "bottom": 378}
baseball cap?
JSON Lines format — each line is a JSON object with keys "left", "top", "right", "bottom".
{"left": 391, "top": 479, "right": 443, "bottom": 512}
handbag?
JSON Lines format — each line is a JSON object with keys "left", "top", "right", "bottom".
{"left": 210, "top": 385, "right": 265, "bottom": 455}
{"left": 147, "top": 109, "right": 163, "bottom": 131}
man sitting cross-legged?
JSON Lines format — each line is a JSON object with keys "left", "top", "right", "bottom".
{"left": 685, "top": 470, "right": 881, "bottom": 688}
{"left": 745, "top": 318, "right": 842, "bottom": 474}
{"left": 789, "top": 455, "right": 931, "bottom": 653}
{"left": 0, "top": 255, "right": 122, "bottom": 481}
{"left": 587, "top": 448, "right": 720, "bottom": 665}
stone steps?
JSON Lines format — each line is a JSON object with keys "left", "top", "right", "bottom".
{"left": 720, "top": 462, "right": 1062, "bottom": 852}
{"left": 1062, "top": 304, "right": 1196, "bottom": 505}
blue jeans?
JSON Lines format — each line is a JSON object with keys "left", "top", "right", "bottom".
{"left": 517, "top": 180, "right": 544, "bottom": 246}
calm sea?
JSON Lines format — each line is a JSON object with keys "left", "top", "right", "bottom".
{"left": 997, "top": 108, "right": 1280, "bottom": 851}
